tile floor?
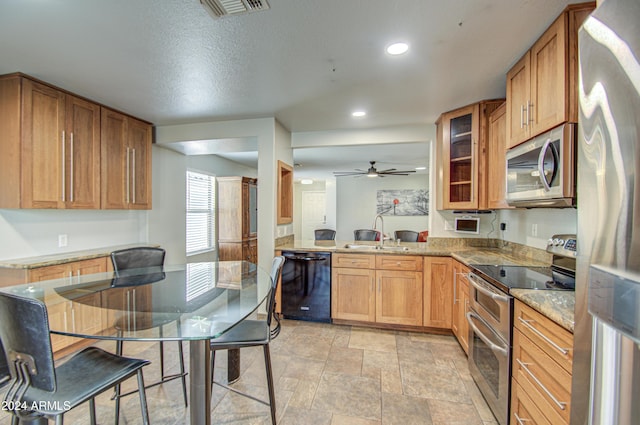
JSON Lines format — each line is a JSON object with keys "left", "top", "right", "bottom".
{"left": 0, "top": 320, "right": 498, "bottom": 424}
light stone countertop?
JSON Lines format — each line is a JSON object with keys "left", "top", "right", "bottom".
{"left": 0, "top": 243, "right": 159, "bottom": 269}
{"left": 510, "top": 289, "right": 575, "bottom": 332}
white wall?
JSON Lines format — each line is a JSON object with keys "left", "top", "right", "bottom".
{"left": 336, "top": 173, "right": 430, "bottom": 241}
{"left": 0, "top": 209, "right": 147, "bottom": 261}
{"left": 497, "top": 208, "right": 577, "bottom": 249}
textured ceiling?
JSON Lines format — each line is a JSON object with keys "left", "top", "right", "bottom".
{"left": 0, "top": 0, "right": 577, "bottom": 177}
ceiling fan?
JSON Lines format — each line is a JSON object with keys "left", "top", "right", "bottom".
{"left": 333, "top": 161, "right": 416, "bottom": 178}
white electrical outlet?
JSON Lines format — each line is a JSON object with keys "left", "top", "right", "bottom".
{"left": 58, "top": 234, "right": 68, "bottom": 247}
{"left": 531, "top": 224, "right": 538, "bottom": 237}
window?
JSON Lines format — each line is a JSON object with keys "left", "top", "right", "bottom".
{"left": 186, "top": 171, "right": 216, "bottom": 255}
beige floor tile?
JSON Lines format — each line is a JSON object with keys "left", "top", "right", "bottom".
{"left": 400, "top": 361, "right": 471, "bottom": 404}
{"left": 428, "top": 398, "right": 484, "bottom": 425}
{"left": 349, "top": 328, "right": 397, "bottom": 353}
{"left": 312, "top": 372, "right": 381, "bottom": 420}
{"left": 381, "top": 367, "right": 403, "bottom": 394}
{"left": 324, "top": 346, "right": 364, "bottom": 376}
{"left": 381, "top": 392, "right": 433, "bottom": 425}
{"left": 280, "top": 406, "right": 332, "bottom": 425}
{"left": 332, "top": 413, "right": 382, "bottom": 425}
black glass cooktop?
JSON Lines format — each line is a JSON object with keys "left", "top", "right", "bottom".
{"left": 470, "top": 264, "right": 575, "bottom": 293}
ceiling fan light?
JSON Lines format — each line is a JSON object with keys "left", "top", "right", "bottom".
{"left": 386, "top": 42, "right": 409, "bottom": 55}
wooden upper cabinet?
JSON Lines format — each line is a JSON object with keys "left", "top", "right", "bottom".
{"left": 101, "top": 107, "right": 152, "bottom": 209}
{"left": 506, "top": 2, "right": 595, "bottom": 148}
{"left": 486, "top": 102, "right": 512, "bottom": 210}
{"left": 0, "top": 76, "right": 101, "bottom": 209}
{"left": 0, "top": 73, "right": 151, "bottom": 210}
{"left": 437, "top": 99, "right": 504, "bottom": 210}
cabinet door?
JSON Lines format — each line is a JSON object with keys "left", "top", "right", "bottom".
{"left": 331, "top": 267, "right": 375, "bottom": 322}
{"left": 530, "top": 15, "right": 567, "bottom": 137}
{"left": 423, "top": 257, "right": 452, "bottom": 328}
{"left": 72, "top": 257, "right": 107, "bottom": 276}
{"left": 29, "top": 264, "right": 70, "bottom": 281}
{"left": 442, "top": 104, "right": 480, "bottom": 209}
{"left": 376, "top": 270, "right": 423, "bottom": 326}
{"left": 21, "top": 79, "right": 66, "bottom": 208}
{"left": 127, "top": 117, "right": 152, "bottom": 209}
{"left": 506, "top": 52, "right": 531, "bottom": 148}
{"left": 101, "top": 108, "right": 128, "bottom": 209}
{"left": 457, "top": 274, "right": 470, "bottom": 354}
{"left": 487, "top": 103, "right": 511, "bottom": 209}
{"left": 65, "top": 95, "right": 101, "bottom": 209}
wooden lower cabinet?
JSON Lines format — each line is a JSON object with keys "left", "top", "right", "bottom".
{"left": 331, "top": 266, "right": 376, "bottom": 322}
{"left": 451, "top": 260, "right": 470, "bottom": 353}
{"left": 511, "top": 300, "right": 573, "bottom": 425}
{"left": 29, "top": 257, "right": 108, "bottom": 355}
{"left": 423, "top": 257, "right": 453, "bottom": 329}
{"left": 331, "top": 254, "right": 422, "bottom": 326}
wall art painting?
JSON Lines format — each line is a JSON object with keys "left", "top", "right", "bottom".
{"left": 376, "top": 189, "right": 429, "bottom": 216}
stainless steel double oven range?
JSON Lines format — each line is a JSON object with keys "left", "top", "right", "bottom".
{"left": 466, "top": 234, "right": 576, "bottom": 425}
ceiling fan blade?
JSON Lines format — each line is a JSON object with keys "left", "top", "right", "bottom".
{"left": 378, "top": 168, "right": 396, "bottom": 173}
{"left": 333, "top": 171, "right": 366, "bottom": 176}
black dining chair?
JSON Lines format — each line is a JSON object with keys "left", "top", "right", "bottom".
{"left": 0, "top": 339, "right": 9, "bottom": 389}
{"left": 209, "top": 256, "right": 285, "bottom": 424}
{"left": 394, "top": 230, "right": 419, "bottom": 242}
{"left": 0, "top": 292, "right": 151, "bottom": 425}
{"left": 110, "top": 247, "right": 188, "bottom": 408}
{"left": 354, "top": 229, "right": 379, "bottom": 241}
{"left": 314, "top": 229, "right": 336, "bottom": 240}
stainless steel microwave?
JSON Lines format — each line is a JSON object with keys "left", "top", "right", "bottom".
{"left": 505, "top": 123, "right": 576, "bottom": 207}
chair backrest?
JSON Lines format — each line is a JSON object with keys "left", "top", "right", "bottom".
{"left": 0, "top": 292, "right": 56, "bottom": 392}
{"left": 111, "top": 247, "right": 166, "bottom": 274}
{"left": 314, "top": 229, "right": 336, "bottom": 240}
{"left": 394, "top": 230, "right": 419, "bottom": 242}
{"left": 354, "top": 229, "right": 379, "bottom": 241}
{"left": 266, "top": 256, "right": 285, "bottom": 335}
{"left": 0, "top": 339, "right": 9, "bottom": 388}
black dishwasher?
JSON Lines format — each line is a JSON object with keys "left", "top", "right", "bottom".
{"left": 281, "top": 251, "right": 331, "bottom": 322}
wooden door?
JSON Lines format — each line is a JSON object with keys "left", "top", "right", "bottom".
{"left": 127, "top": 117, "right": 152, "bottom": 209}
{"left": 376, "top": 269, "right": 423, "bottom": 326}
{"left": 423, "top": 257, "right": 452, "bottom": 328}
{"left": 487, "top": 103, "right": 511, "bottom": 209}
{"left": 101, "top": 108, "right": 128, "bottom": 209}
{"left": 457, "top": 271, "right": 470, "bottom": 354}
{"left": 530, "top": 15, "right": 567, "bottom": 137}
{"left": 331, "top": 267, "right": 375, "bottom": 322}
{"left": 21, "top": 79, "right": 65, "bottom": 208}
{"left": 65, "top": 95, "right": 101, "bottom": 209}
{"left": 506, "top": 52, "right": 531, "bottom": 148}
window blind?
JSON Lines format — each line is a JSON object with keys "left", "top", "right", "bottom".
{"left": 186, "top": 171, "right": 215, "bottom": 255}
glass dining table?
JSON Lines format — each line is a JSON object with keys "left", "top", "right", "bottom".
{"left": 0, "top": 261, "right": 272, "bottom": 425}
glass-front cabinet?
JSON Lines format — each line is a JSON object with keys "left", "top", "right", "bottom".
{"left": 437, "top": 100, "right": 505, "bottom": 210}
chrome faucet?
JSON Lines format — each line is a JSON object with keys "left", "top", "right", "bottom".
{"left": 373, "top": 214, "right": 384, "bottom": 248}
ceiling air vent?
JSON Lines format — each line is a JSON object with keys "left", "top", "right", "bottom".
{"left": 200, "top": 0, "right": 270, "bottom": 18}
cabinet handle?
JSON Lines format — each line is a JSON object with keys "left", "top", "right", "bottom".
{"left": 453, "top": 271, "right": 458, "bottom": 304}
{"left": 527, "top": 100, "right": 532, "bottom": 125}
{"left": 520, "top": 105, "right": 525, "bottom": 128}
{"left": 125, "top": 147, "right": 130, "bottom": 203}
{"left": 133, "top": 289, "right": 137, "bottom": 330}
{"left": 71, "top": 309, "right": 76, "bottom": 333}
{"left": 61, "top": 131, "right": 66, "bottom": 202}
{"left": 516, "top": 358, "right": 567, "bottom": 410}
{"left": 70, "top": 133, "right": 74, "bottom": 202}
{"left": 131, "top": 148, "right": 136, "bottom": 204}
{"left": 513, "top": 413, "right": 530, "bottom": 425}
{"left": 518, "top": 317, "right": 569, "bottom": 355}
{"left": 63, "top": 310, "right": 68, "bottom": 332}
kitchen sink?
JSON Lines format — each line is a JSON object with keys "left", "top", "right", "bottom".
{"left": 343, "top": 244, "right": 409, "bottom": 252}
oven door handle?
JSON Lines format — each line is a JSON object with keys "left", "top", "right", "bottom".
{"left": 466, "top": 311, "right": 508, "bottom": 356}
{"left": 469, "top": 275, "right": 511, "bottom": 303}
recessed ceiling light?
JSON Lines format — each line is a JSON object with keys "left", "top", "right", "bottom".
{"left": 386, "top": 42, "right": 409, "bottom": 55}
{"left": 352, "top": 111, "right": 366, "bottom": 117}
{"left": 300, "top": 179, "right": 313, "bottom": 185}
{"left": 415, "top": 166, "right": 427, "bottom": 170}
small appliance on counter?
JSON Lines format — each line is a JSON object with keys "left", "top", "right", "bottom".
{"left": 280, "top": 251, "right": 331, "bottom": 322}
{"left": 465, "top": 234, "right": 576, "bottom": 425}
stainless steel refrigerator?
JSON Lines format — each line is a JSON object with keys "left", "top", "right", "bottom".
{"left": 574, "top": 0, "right": 640, "bottom": 424}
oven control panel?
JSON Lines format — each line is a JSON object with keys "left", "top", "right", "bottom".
{"left": 546, "top": 234, "right": 577, "bottom": 257}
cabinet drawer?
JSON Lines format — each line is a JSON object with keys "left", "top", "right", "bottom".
{"left": 375, "top": 255, "right": 422, "bottom": 271}
{"left": 513, "top": 328, "right": 571, "bottom": 425}
{"left": 514, "top": 301, "right": 573, "bottom": 372}
{"left": 511, "top": 380, "right": 552, "bottom": 425}
{"left": 333, "top": 253, "right": 375, "bottom": 269}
